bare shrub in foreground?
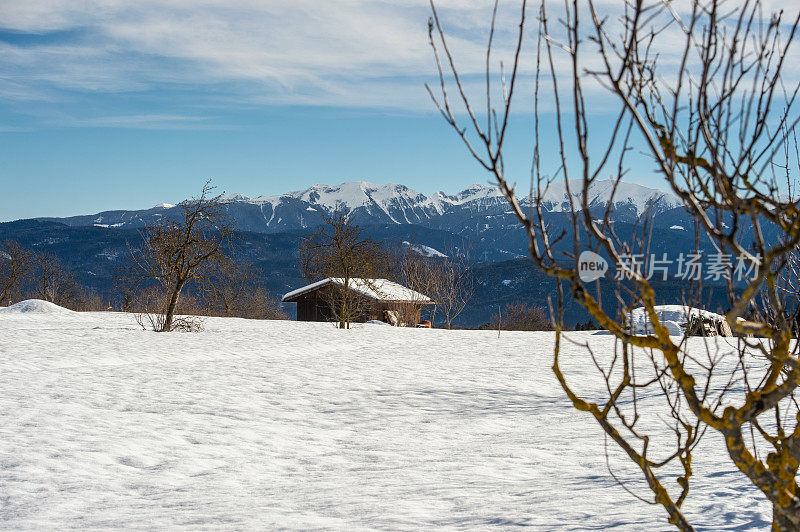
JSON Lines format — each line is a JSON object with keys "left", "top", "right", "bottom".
{"left": 430, "top": 0, "right": 800, "bottom": 529}
{"left": 131, "top": 286, "right": 205, "bottom": 332}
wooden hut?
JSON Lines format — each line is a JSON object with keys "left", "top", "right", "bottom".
{"left": 282, "top": 278, "right": 433, "bottom": 326}
{"left": 685, "top": 314, "right": 733, "bottom": 337}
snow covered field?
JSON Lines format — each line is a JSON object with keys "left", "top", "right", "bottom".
{"left": 0, "top": 303, "right": 770, "bottom": 530}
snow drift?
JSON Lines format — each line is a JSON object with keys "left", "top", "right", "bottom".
{"left": 0, "top": 299, "right": 78, "bottom": 316}
{"left": 0, "top": 311, "right": 768, "bottom": 529}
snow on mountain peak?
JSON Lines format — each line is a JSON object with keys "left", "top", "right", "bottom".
{"left": 535, "top": 179, "right": 681, "bottom": 213}
{"left": 220, "top": 193, "right": 251, "bottom": 203}
{"left": 293, "top": 181, "right": 383, "bottom": 209}
{"left": 211, "top": 179, "right": 678, "bottom": 219}
{"left": 455, "top": 183, "right": 503, "bottom": 202}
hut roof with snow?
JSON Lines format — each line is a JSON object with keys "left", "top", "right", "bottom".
{"left": 282, "top": 278, "right": 432, "bottom": 304}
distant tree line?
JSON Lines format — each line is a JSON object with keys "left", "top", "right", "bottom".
{"left": 478, "top": 303, "right": 551, "bottom": 332}
{"left": 3, "top": 185, "right": 560, "bottom": 333}
{"left": 0, "top": 184, "right": 288, "bottom": 330}
{"left": 0, "top": 241, "right": 105, "bottom": 311}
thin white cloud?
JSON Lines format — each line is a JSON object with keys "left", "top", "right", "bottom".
{"left": 0, "top": 0, "right": 797, "bottom": 119}
{"left": 69, "top": 113, "right": 231, "bottom": 130}
{"left": 0, "top": 125, "right": 32, "bottom": 132}
{"left": 0, "top": 0, "right": 525, "bottom": 113}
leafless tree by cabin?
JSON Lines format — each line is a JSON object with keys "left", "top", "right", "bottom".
{"left": 248, "top": 289, "right": 289, "bottom": 320}
{"left": 432, "top": 247, "right": 474, "bottom": 329}
{"left": 0, "top": 241, "right": 32, "bottom": 305}
{"left": 394, "top": 243, "right": 474, "bottom": 328}
{"left": 298, "top": 209, "right": 388, "bottom": 329}
{"left": 121, "top": 182, "right": 235, "bottom": 332}
{"left": 429, "top": 0, "right": 800, "bottom": 529}
{"left": 391, "top": 247, "right": 436, "bottom": 325}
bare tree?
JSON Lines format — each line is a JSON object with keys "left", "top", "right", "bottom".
{"left": 32, "top": 252, "right": 77, "bottom": 305}
{"left": 430, "top": 0, "right": 800, "bottom": 529}
{"left": 200, "top": 261, "right": 255, "bottom": 317}
{"left": 393, "top": 243, "right": 473, "bottom": 328}
{"left": 243, "top": 286, "right": 289, "bottom": 320}
{"left": 432, "top": 247, "right": 474, "bottom": 329}
{"left": 74, "top": 290, "right": 111, "bottom": 312}
{"left": 780, "top": 250, "right": 800, "bottom": 336}
{"left": 0, "top": 241, "right": 32, "bottom": 305}
{"left": 121, "top": 182, "right": 235, "bottom": 332}
{"left": 298, "top": 209, "right": 387, "bottom": 328}
{"left": 129, "top": 286, "right": 204, "bottom": 332}
{"left": 200, "top": 261, "right": 287, "bottom": 320}
{"left": 391, "top": 243, "right": 441, "bottom": 323}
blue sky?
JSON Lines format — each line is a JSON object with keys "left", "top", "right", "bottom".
{"left": 0, "top": 0, "right": 723, "bottom": 221}
{"left": 0, "top": 103, "right": 505, "bottom": 219}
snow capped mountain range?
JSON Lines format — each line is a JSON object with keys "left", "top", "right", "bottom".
{"left": 210, "top": 179, "right": 682, "bottom": 230}
{"left": 535, "top": 179, "right": 682, "bottom": 213}
{"left": 220, "top": 182, "right": 437, "bottom": 226}
{"left": 5, "top": 178, "right": 727, "bottom": 319}
{"left": 35, "top": 179, "right": 686, "bottom": 255}
{"left": 223, "top": 179, "right": 682, "bottom": 214}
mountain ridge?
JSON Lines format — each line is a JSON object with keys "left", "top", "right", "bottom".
{"left": 35, "top": 178, "right": 682, "bottom": 232}
{"left": 216, "top": 179, "right": 682, "bottom": 219}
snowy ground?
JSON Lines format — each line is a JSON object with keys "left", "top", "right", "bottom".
{"left": 0, "top": 304, "right": 770, "bottom": 530}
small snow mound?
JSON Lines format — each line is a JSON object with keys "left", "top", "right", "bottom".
{"left": 0, "top": 299, "right": 78, "bottom": 315}
{"left": 153, "top": 203, "right": 174, "bottom": 209}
